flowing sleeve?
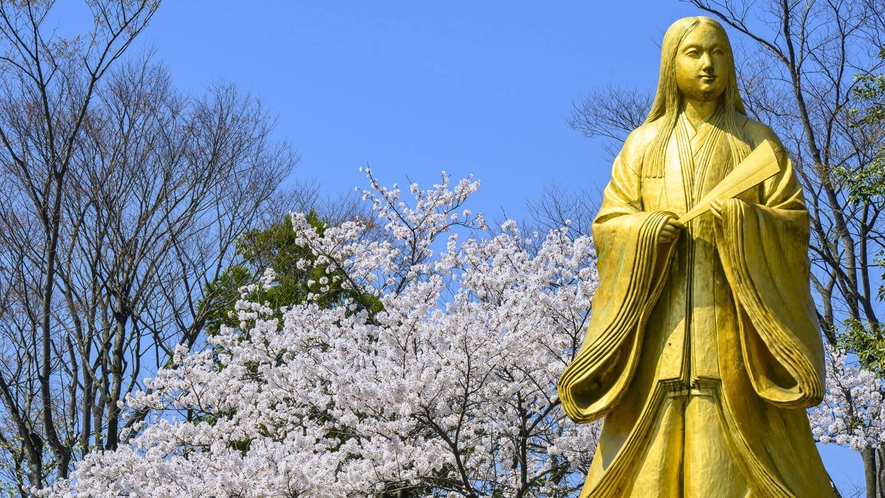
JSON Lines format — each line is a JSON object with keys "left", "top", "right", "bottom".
{"left": 715, "top": 145, "right": 825, "bottom": 409}
{"left": 558, "top": 135, "right": 678, "bottom": 423}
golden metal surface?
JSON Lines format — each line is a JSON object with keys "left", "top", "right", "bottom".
{"left": 558, "top": 16, "right": 833, "bottom": 498}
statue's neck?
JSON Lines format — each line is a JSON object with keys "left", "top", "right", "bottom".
{"left": 681, "top": 98, "right": 720, "bottom": 131}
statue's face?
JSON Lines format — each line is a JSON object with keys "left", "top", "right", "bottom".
{"left": 675, "top": 23, "right": 731, "bottom": 103}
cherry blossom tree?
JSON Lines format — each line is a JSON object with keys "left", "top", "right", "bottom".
{"left": 47, "top": 172, "right": 600, "bottom": 498}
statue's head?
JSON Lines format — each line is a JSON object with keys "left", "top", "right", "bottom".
{"left": 673, "top": 19, "right": 730, "bottom": 103}
{"left": 647, "top": 16, "right": 744, "bottom": 122}
{"left": 642, "top": 16, "right": 750, "bottom": 177}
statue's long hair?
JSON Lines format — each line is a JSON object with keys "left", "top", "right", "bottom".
{"left": 643, "top": 16, "right": 751, "bottom": 177}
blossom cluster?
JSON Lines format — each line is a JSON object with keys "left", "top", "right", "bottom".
{"left": 809, "top": 346, "right": 885, "bottom": 451}
{"left": 49, "top": 172, "right": 599, "bottom": 497}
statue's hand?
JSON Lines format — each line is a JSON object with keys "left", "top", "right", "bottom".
{"left": 710, "top": 199, "right": 726, "bottom": 221}
{"left": 658, "top": 215, "right": 683, "bottom": 244}
{"left": 710, "top": 198, "right": 746, "bottom": 222}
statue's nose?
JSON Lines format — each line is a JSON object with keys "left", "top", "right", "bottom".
{"left": 700, "top": 53, "right": 714, "bottom": 71}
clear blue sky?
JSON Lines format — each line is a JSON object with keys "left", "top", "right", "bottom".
{"left": 124, "top": 1, "right": 696, "bottom": 220}
{"left": 54, "top": 0, "right": 866, "bottom": 493}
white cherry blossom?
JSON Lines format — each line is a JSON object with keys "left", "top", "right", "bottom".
{"left": 48, "top": 172, "right": 599, "bottom": 498}
{"left": 809, "top": 346, "right": 885, "bottom": 452}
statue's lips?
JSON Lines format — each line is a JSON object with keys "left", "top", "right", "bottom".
{"left": 700, "top": 75, "right": 717, "bottom": 83}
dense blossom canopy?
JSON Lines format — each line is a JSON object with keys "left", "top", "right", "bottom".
{"left": 48, "top": 173, "right": 599, "bottom": 497}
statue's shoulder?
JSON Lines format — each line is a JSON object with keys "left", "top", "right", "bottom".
{"left": 624, "top": 120, "right": 660, "bottom": 147}
{"left": 738, "top": 113, "right": 785, "bottom": 148}
{"left": 621, "top": 120, "right": 661, "bottom": 155}
{"left": 615, "top": 120, "right": 665, "bottom": 174}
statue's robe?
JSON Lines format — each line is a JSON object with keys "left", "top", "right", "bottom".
{"left": 558, "top": 110, "right": 833, "bottom": 497}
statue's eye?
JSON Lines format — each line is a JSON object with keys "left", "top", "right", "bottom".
{"left": 685, "top": 49, "right": 698, "bottom": 57}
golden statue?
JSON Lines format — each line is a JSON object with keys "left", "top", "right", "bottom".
{"left": 558, "top": 16, "right": 834, "bottom": 497}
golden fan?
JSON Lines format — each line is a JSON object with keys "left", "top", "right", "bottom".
{"left": 677, "top": 139, "right": 781, "bottom": 224}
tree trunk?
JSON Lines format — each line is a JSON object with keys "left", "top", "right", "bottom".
{"left": 867, "top": 448, "right": 885, "bottom": 498}
{"left": 864, "top": 447, "right": 877, "bottom": 498}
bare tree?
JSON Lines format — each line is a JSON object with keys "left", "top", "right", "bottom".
{"left": 0, "top": 2, "right": 298, "bottom": 493}
{"left": 0, "top": 1, "right": 159, "bottom": 489}
{"left": 567, "top": 85, "right": 654, "bottom": 159}
{"left": 524, "top": 183, "right": 602, "bottom": 241}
